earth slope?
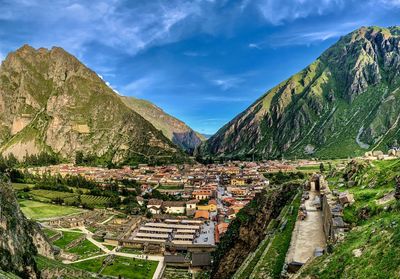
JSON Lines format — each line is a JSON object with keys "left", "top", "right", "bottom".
{"left": 199, "top": 26, "right": 400, "bottom": 159}
{"left": 121, "top": 96, "right": 204, "bottom": 153}
{"left": 0, "top": 45, "right": 186, "bottom": 164}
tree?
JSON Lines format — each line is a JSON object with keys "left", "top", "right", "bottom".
{"left": 320, "top": 163, "right": 325, "bottom": 173}
{"left": 75, "top": 151, "right": 84, "bottom": 165}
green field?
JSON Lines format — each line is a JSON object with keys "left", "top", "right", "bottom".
{"left": 19, "top": 200, "right": 83, "bottom": 219}
{"left": 68, "top": 239, "right": 103, "bottom": 259}
{"left": 53, "top": 231, "right": 84, "bottom": 249}
{"left": 12, "top": 183, "right": 34, "bottom": 190}
{"left": 63, "top": 194, "right": 111, "bottom": 207}
{"left": 102, "top": 256, "right": 157, "bottom": 279}
{"left": 119, "top": 247, "right": 144, "bottom": 254}
{"left": 71, "top": 256, "right": 157, "bottom": 279}
{"left": 30, "top": 189, "right": 77, "bottom": 202}
{"left": 70, "top": 256, "right": 106, "bottom": 273}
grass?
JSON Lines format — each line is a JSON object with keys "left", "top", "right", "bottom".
{"left": 101, "top": 256, "right": 157, "bottom": 279}
{"left": 71, "top": 256, "right": 106, "bottom": 273}
{"left": 53, "top": 231, "right": 84, "bottom": 249}
{"left": 300, "top": 158, "right": 400, "bottom": 278}
{"left": 19, "top": 200, "right": 83, "bottom": 219}
{"left": 70, "top": 256, "right": 158, "bottom": 279}
{"left": 11, "top": 183, "right": 34, "bottom": 190}
{"left": 30, "top": 189, "right": 77, "bottom": 202}
{"left": 67, "top": 239, "right": 103, "bottom": 259}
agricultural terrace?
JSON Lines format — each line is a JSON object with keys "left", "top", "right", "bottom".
{"left": 19, "top": 200, "right": 84, "bottom": 219}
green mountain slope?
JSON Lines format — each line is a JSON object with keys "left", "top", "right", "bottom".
{"left": 299, "top": 159, "right": 400, "bottom": 278}
{"left": 121, "top": 96, "right": 204, "bottom": 153}
{"left": 0, "top": 45, "right": 187, "bottom": 164}
{"left": 199, "top": 26, "right": 400, "bottom": 160}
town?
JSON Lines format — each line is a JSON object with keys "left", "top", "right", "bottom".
{"left": 10, "top": 149, "right": 400, "bottom": 278}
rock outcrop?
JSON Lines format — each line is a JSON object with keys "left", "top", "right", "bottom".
{"left": 199, "top": 26, "right": 400, "bottom": 160}
{"left": 0, "top": 45, "right": 187, "bottom": 164}
{"left": 0, "top": 180, "right": 54, "bottom": 278}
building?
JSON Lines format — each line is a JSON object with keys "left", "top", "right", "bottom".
{"left": 163, "top": 201, "right": 186, "bottom": 214}
{"left": 192, "top": 190, "right": 212, "bottom": 200}
{"left": 147, "top": 199, "right": 163, "bottom": 214}
{"left": 194, "top": 210, "right": 210, "bottom": 220}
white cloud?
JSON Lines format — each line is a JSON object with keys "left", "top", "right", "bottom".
{"left": 257, "top": 0, "right": 345, "bottom": 25}
{"left": 121, "top": 76, "right": 156, "bottom": 96}
{"left": 248, "top": 43, "right": 261, "bottom": 49}
{"left": 183, "top": 51, "right": 207, "bottom": 57}
{"left": 211, "top": 77, "right": 244, "bottom": 91}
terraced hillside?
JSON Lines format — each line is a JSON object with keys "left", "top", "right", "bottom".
{"left": 199, "top": 26, "right": 400, "bottom": 160}
{"left": 0, "top": 45, "right": 187, "bottom": 165}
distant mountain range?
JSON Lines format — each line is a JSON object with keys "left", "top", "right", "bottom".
{"left": 121, "top": 96, "right": 204, "bottom": 154}
{"left": 199, "top": 26, "right": 400, "bottom": 160}
{"left": 0, "top": 45, "right": 197, "bottom": 164}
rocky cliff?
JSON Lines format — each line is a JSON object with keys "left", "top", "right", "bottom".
{"left": 121, "top": 96, "right": 204, "bottom": 153}
{"left": 199, "top": 26, "right": 400, "bottom": 160}
{"left": 0, "top": 179, "right": 54, "bottom": 278}
{"left": 211, "top": 183, "right": 298, "bottom": 279}
{"left": 0, "top": 45, "right": 187, "bottom": 164}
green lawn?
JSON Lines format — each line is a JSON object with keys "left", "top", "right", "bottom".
{"left": 68, "top": 239, "right": 103, "bottom": 259}
{"left": 19, "top": 200, "right": 83, "bottom": 219}
{"left": 53, "top": 231, "right": 84, "bottom": 249}
{"left": 71, "top": 256, "right": 106, "bottom": 273}
{"left": 101, "top": 256, "right": 157, "bottom": 279}
{"left": 70, "top": 256, "right": 158, "bottom": 279}
{"left": 12, "top": 183, "right": 34, "bottom": 190}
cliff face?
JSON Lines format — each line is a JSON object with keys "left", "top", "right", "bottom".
{"left": 211, "top": 184, "right": 298, "bottom": 279}
{"left": 0, "top": 45, "right": 187, "bottom": 164}
{"left": 121, "top": 96, "right": 204, "bottom": 153}
{"left": 0, "top": 180, "right": 53, "bottom": 278}
{"left": 199, "top": 26, "right": 400, "bottom": 159}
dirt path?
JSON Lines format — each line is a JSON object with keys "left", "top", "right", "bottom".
{"left": 286, "top": 189, "right": 326, "bottom": 264}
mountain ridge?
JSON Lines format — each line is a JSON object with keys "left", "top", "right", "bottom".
{"left": 0, "top": 44, "right": 188, "bottom": 165}
{"left": 121, "top": 96, "right": 204, "bottom": 154}
{"left": 199, "top": 26, "right": 400, "bottom": 160}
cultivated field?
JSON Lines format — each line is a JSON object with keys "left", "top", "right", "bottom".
{"left": 19, "top": 200, "right": 83, "bottom": 219}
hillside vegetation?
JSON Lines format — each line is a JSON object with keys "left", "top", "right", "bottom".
{"left": 200, "top": 26, "right": 400, "bottom": 160}
{"left": 300, "top": 159, "right": 400, "bottom": 278}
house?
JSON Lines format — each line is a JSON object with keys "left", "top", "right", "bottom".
{"left": 197, "top": 199, "right": 218, "bottom": 212}
{"left": 136, "top": 196, "right": 144, "bottom": 206}
{"left": 186, "top": 199, "right": 198, "bottom": 210}
{"left": 147, "top": 199, "right": 163, "bottom": 214}
{"left": 194, "top": 210, "right": 210, "bottom": 220}
{"left": 226, "top": 208, "right": 236, "bottom": 220}
{"left": 163, "top": 201, "right": 186, "bottom": 214}
{"left": 231, "top": 178, "right": 246, "bottom": 186}
{"left": 192, "top": 190, "right": 212, "bottom": 200}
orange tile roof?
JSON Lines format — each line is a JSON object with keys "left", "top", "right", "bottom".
{"left": 194, "top": 210, "right": 210, "bottom": 219}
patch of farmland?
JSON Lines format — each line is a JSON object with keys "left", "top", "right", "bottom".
{"left": 30, "top": 190, "right": 78, "bottom": 202}
{"left": 80, "top": 195, "right": 111, "bottom": 207}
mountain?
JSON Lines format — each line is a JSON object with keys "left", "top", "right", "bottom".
{"left": 0, "top": 180, "right": 54, "bottom": 278}
{"left": 0, "top": 45, "right": 187, "bottom": 165}
{"left": 199, "top": 26, "right": 400, "bottom": 160}
{"left": 121, "top": 96, "right": 205, "bottom": 153}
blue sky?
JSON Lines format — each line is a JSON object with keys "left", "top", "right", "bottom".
{"left": 1, "top": 0, "right": 400, "bottom": 134}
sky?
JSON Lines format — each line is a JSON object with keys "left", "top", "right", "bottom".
{"left": 0, "top": 0, "right": 400, "bottom": 134}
